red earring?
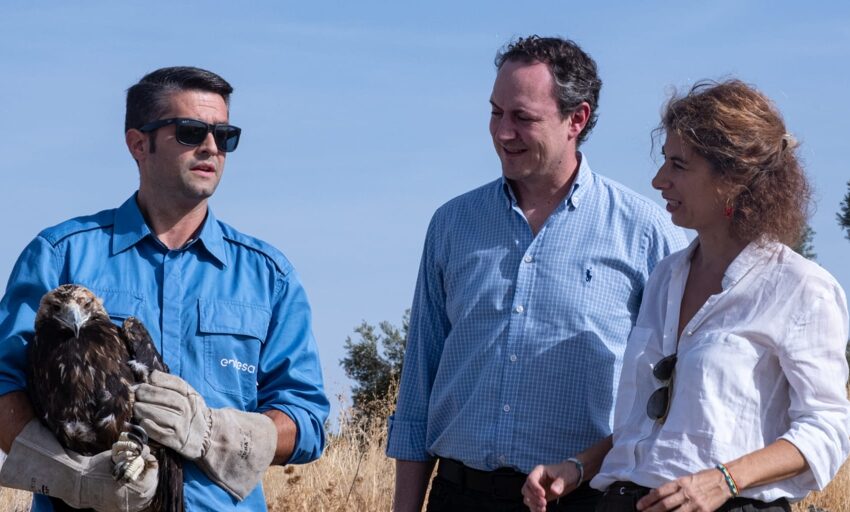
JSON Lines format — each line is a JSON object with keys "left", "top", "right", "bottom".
{"left": 724, "top": 206, "right": 734, "bottom": 218}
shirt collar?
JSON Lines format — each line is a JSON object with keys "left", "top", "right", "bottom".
{"left": 672, "top": 237, "right": 776, "bottom": 290}
{"left": 567, "top": 152, "right": 592, "bottom": 208}
{"left": 194, "top": 208, "right": 228, "bottom": 266}
{"left": 500, "top": 177, "right": 519, "bottom": 207}
{"left": 721, "top": 238, "right": 776, "bottom": 289}
{"left": 499, "top": 151, "right": 593, "bottom": 209}
{"left": 111, "top": 193, "right": 228, "bottom": 266}
{"left": 112, "top": 194, "right": 152, "bottom": 255}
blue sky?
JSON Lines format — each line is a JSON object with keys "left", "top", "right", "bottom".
{"left": 2, "top": 2, "right": 849, "bottom": 423}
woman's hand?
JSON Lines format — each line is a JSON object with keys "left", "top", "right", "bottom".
{"left": 636, "top": 467, "right": 732, "bottom": 511}
{"left": 521, "top": 460, "right": 580, "bottom": 512}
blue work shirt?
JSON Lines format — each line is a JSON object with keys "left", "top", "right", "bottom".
{"left": 386, "top": 155, "right": 687, "bottom": 473}
{"left": 0, "top": 194, "right": 329, "bottom": 511}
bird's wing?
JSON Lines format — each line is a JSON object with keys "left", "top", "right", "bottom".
{"left": 121, "top": 317, "right": 169, "bottom": 382}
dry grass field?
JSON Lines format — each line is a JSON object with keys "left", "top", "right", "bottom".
{"left": 2, "top": 388, "right": 849, "bottom": 511}
{"left": 264, "top": 395, "right": 398, "bottom": 511}
{"left": 0, "top": 485, "right": 30, "bottom": 512}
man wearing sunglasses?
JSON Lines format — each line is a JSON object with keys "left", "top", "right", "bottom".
{"left": 0, "top": 66, "right": 329, "bottom": 511}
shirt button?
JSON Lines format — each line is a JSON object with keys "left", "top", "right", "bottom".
{"left": 503, "top": 404, "right": 511, "bottom": 412}
{"left": 687, "top": 330, "right": 693, "bottom": 336}
{"left": 510, "top": 354, "right": 517, "bottom": 362}
{"left": 523, "top": 255, "right": 533, "bottom": 263}
{"left": 498, "top": 455, "right": 506, "bottom": 464}
{"left": 514, "top": 305, "right": 524, "bottom": 314}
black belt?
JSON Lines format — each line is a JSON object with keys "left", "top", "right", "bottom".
{"left": 603, "top": 481, "right": 790, "bottom": 512}
{"left": 605, "top": 480, "right": 651, "bottom": 497}
{"left": 436, "top": 458, "right": 526, "bottom": 500}
{"left": 436, "top": 458, "right": 601, "bottom": 502}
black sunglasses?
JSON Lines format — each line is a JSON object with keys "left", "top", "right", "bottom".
{"left": 646, "top": 354, "right": 677, "bottom": 422}
{"left": 139, "top": 117, "right": 241, "bottom": 153}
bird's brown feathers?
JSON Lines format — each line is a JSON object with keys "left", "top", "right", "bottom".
{"left": 28, "top": 284, "right": 183, "bottom": 512}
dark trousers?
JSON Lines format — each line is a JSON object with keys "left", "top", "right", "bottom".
{"left": 596, "top": 481, "right": 791, "bottom": 512}
{"left": 425, "top": 458, "right": 602, "bottom": 512}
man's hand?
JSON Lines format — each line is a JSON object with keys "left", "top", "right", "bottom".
{"left": 636, "top": 469, "right": 731, "bottom": 512}
{"left": 522, "top": 460, "right": 581, "bottom": 512}
{"left": 133, "top": 370, "right": 278, "bottom": 500}
{"left": 132, "top": 370, "right": 210, "bottom": 459}
{"left": 0, "top": 420, "right": 157, "bottom": 512}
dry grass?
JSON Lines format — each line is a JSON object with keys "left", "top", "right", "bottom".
{"left": 2, "top": 387, "right": 848, "bottom": 511}
{"left": 265, "top": 389, "right": 399, "bottom": 512}
{"left": 0, "top": 485, "right": 31, "bottom": 512}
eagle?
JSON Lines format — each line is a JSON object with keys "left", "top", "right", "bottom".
{"left": 28, "top": 284, "right": 183, "bottom": 512}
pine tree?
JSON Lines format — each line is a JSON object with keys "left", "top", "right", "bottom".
{"left": 792, "top": 224, "right": 816, "bottom": 260}
{"left": 838, "top": 180, "right": 850, "bottom": 241}
{"left": 340, "top": 310, "right": 409, "bottom": 418}
{"left": 837, "top": 181, "right": 850, "bottom": 372}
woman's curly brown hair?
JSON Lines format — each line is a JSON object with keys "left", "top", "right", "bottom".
{"left": 657, "top": 79, "right": 810, "bottom": 246}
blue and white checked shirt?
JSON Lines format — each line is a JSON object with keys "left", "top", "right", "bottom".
{"left": 386, "top": 155, "right": 687, "bottom": 473}
{"left": 0, "top": 194, "right": 329, "bottom": 511}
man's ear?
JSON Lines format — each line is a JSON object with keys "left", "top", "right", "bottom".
{"left": 567, "top": 102, "right": 591, "bottom": 140}
{"left": 126, "top": 129, "right": 148, "bottom": 162}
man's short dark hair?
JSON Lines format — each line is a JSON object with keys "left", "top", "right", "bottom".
{"left": 125, "top": 66, "right": 233, "bottom": 134}
{"left": 495, "top": 35, "right": 601, "bottom": 146}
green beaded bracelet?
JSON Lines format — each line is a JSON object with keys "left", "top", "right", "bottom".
{"left": 715, "top": 463, "right": 739, "bottom": 497}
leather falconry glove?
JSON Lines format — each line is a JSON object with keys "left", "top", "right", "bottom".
{"left": 0, "top": 419, "right": 157, "bottom": 512}
{"left": 133, "top": 370, "right": 278, "bottom": 500}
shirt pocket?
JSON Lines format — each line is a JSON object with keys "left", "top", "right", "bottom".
{"left": 198, "top": 298, "right": 270, "bottom": 403}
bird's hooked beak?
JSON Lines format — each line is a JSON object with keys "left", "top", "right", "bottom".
{"left": 58, "top": 303, "right": 88, "bottom": 338}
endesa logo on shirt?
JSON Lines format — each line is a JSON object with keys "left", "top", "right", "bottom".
{"left": 220, "top": 357, "right": 256, "bottom": 374}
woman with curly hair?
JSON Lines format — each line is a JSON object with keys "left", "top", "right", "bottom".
{"left": 522, "top": 80, "right": 850, "bottom": 512}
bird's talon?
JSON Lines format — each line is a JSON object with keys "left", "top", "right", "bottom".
{"left": 122, "top": 456, "right": 146, "bottom": 481}
{"left": 126, "top": 424, "right": 148, "bottom": 447}
{"left": 112, "top": 460, "right": 129, "bottom": 480}
{"left": 112, "top": 428, "right": 149, "bottom": 481}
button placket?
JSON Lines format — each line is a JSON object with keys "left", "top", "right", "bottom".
{"left": 496, "top": 229, "right": 540, "bottom": 471}
{"left": 161, "top": 250, "right": 183, "bottom": 375}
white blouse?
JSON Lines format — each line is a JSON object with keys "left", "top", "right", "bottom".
{"left": 591, "top": 239, "right": 850, "bottom": 502}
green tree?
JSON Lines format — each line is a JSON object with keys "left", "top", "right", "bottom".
{"left": 836, "top": 181, "right": 850, "bottom": 375}
{"left": 846, "top": 343, "right": 850, "bottom": 376}
{"left": 792, "top": 224, "right": 816, "bottom": 260}
{"left": 340, "top": 310, "right": 409, "bottom": 418}
{"left": 838, "top": 180, "right": 850, "bottom": 241}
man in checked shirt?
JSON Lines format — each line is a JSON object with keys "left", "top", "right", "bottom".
{"left": 387, "top": 36, "right": 687, "bottom": 512}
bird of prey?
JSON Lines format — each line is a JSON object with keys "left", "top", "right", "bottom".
{"left": 28, "top": 284, "right": 183, "bottom": 512}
